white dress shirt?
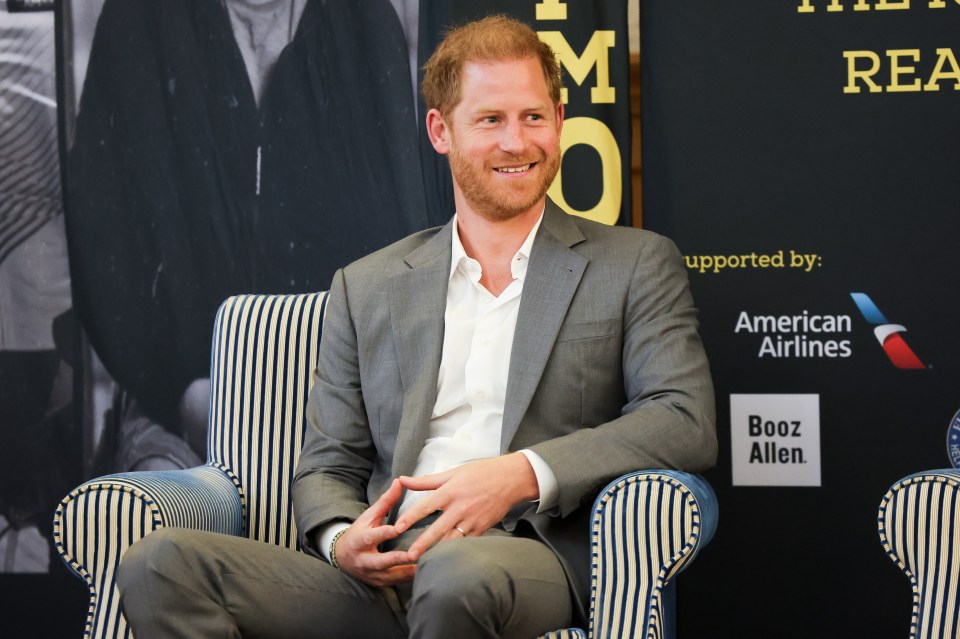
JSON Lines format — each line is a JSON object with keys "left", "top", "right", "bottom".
{"left": 319, "top": 212, "right": 559, "bottom": 558}
{"left": 398, "top": 212, "right": 558, "bottom": 516}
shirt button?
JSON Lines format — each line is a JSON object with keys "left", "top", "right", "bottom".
{"left": 474, "top": 392, "right": 486, "bottom": 402}
{"left": 483, "top": 296, "right": 492, "bottom": 303}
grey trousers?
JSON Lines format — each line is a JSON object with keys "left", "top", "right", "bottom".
{"left": 116, "top": 526, "right": 573, "bottom": 639}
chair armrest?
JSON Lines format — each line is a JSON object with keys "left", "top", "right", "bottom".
{"left": 590, "top": 470, "right": 718, "bottom": 639}
{"left": 878, "top": 469, "right": 960, "bottom": 639}
{"left": 539, "top": 470, "right": 718, "bottom": 639}
{"left": 52, "top": 464, "right": 243, "bottom": 639}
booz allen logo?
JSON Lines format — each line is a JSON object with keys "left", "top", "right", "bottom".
{"left": 849, "top": 293, "right": 926, "bottom": 369}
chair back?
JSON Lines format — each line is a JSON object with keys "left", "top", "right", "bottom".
{"left": 206, "top": 293, "right": 327, "bottom": 549}
{"left": 879, "top": 470, "right": 960, "bottom": 639}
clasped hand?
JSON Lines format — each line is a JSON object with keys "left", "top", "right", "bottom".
{"left": 333, "top": 452, "right": 538, "bottom": 587}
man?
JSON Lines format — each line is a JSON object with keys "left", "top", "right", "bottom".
{"left": 117, "top": 15, "right": 716, "bottom": 639}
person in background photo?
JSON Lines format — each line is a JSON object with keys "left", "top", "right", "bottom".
{"left": 65, "top": 0, "right": 449, "bottom": 473}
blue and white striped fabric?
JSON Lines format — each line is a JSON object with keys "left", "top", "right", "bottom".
{"left": 206, "top": 293, "right": 327, "bottom": 549}
{"left": 540, "top": 629, "right": 588, "bottom": 639}
{"left": 53, "top": 293, "right": 327, "bottom": 639}
{"left": 879, "top": 470, "right": 960, "bottom": 639}
{"left": 54, "top": 291, "right": 717, "bottom": 639}
{"left": 53, "top": 466, "right": 244, "bottom": 639}
{"left": 540, "top": 471, "right": 718, "bottom": 639}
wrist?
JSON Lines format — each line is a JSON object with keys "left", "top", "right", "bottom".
{"left": 510, "top": 451, "right": 540, "bottom": 502}
{"left": 328, "top": 527, "right": 348, "bottom": 570}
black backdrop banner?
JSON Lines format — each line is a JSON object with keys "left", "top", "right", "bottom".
{"left": 641, "top": 0, "right": 960, "bottom": 636}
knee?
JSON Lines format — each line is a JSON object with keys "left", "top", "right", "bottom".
{"left": 408, "top": 540, "right": 509, "bottom": 623}
{"left": 116, "top": 528, "right": 201, "bottom": 600}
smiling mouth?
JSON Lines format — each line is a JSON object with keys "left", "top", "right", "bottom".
{"left": 494, "top": 163, "right": 534, "bottom": 173}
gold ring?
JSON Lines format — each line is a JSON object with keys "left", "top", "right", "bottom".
{"left": 454, "top": 526, "right": 467, "bottom": 536}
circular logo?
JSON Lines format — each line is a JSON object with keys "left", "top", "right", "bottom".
{"left": 947, "top": 409, "right": 960, "bottom": 468}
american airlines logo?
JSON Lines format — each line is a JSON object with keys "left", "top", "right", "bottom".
{"left": 850, "top": 293, "right": 926, "bottom": 370}
{"left": 733, "top": 309, "right": 853, "bottom": 359}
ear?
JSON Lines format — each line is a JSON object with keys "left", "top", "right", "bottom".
{"left": 426, "top": 108, "right": 451, "bottom": 155}
{"left": 555, "top": 101, "right": 564, "bottom": 136}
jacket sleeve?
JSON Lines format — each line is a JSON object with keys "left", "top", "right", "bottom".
{"left": 292, "top": 268, "right": 374, "bottom": 552}
{"left": 528, "top": 233, "right": 717, "bottom": 517}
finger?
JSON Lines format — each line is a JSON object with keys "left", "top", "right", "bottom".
{"left": 360, "top": 548, "right": 416, "bottom": 572}
{"left": 398, "top": 470, "right": 451, "bottom": 492}
{"left": 361, "top": 478, "right": 403, "bottom": 525}
{"left": 357, "top": 523, "right": 402, "bottom": 548}
{"left": 406, "top": 515, "right": 460, "bottom": 560}
{"left": 365, "top": 563, "right": 417, "bottom": 587}
{"left": 438, "top": 528, "right": 463, "bottom": 544}
{"left": 394, "top": 495, "right": 446, "bottom": 534}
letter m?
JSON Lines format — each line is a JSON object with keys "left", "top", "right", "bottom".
{"left": 538, "top": 31, "right": 616, "bottom": 104}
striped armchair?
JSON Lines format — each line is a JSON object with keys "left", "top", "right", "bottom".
{"left": 53, "top": 293, "right": 718, "bottom": 639}
{"left": 878, "top": 470, "right": 960, "bottom": 639}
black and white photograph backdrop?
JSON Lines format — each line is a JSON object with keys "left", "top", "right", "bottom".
{"left": 1, "top": 0, "right": 633, "bottom": 633}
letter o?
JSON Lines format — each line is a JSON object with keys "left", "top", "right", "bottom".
{"left": 547, "top": 117, "right": 622, "bottom": 226}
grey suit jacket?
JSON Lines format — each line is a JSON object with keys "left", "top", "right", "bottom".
{"left": 293, "top": 201, "right": 717, "bottom": 623}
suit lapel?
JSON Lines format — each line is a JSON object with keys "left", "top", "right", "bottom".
{"left": 501, "top": 203, "right": 588, "bottom": 451}
{"left": 389, "top": 222, "right": 452, "bottom": 478}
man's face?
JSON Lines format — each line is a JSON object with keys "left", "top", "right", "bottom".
{"left": 428, "top": 57, "right": 563, "bottom": 221}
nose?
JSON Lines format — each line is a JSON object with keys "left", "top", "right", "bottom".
{"left": 498, "top": 120, "right": 527, "bottom": 155}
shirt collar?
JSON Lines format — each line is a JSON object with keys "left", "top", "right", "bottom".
{"left": 449, "top": 207, "right": 545, "bottom": 282}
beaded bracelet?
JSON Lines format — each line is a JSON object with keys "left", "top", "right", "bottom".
{"left": 328, "top": 528, "right": 347, "bottom": 570}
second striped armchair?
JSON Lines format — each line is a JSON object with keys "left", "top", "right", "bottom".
{"left": 879, "top": 470, "right": 960, "bottom": 639}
